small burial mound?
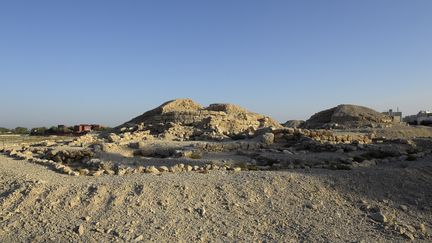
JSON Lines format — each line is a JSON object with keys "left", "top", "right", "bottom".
{"left": 304, "top": 104, "right": 393, "bottom": 129}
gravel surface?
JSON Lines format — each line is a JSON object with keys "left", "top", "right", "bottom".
{"left": 1, "top": 154, "right": 431, "bottom": 242}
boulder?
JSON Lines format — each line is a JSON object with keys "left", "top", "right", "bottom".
{"left": 145, "top": 166, "right": 160, "bottom": 174}
{"left": 259, "top": 133, "right": 275, "bottom": 145}
{"left": 158, "top": 166, "right": 169, "bottom": 172}
{"left": 107, "top": 133, "right": 120, "bottom": 143}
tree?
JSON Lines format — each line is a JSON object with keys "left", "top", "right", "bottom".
{"left": 13, "top": 127, "right": 29, "bottom": 134}
{"left": 95, "top": 126, "right": 112, "bottom": 132}
{"left": 0, "top": 127, "right": 11, "bottom": 134}
{"left": 46, "top": 126, "right": 59, "bottom": 135}
{"left": 30, "top": 127, "right": 47, "bottom": 136}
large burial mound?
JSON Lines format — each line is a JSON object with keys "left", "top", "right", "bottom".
{"left": 304, "top": 104, "right": 393, "bottom": 129}
{"left": 116, "top": 98, "right": 282, "bottom": 140}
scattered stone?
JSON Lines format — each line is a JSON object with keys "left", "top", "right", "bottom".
{"left": 41, "top": 141, "right": 57, "bottom": 147}
{"left": 75, "top": 224, "right": 85, "bottom": 236}
{"left": 105, "top": 169, "right": 115, "bottom": 175}
{"left": 117, "top": 168, "right": 127, "bottom": 176}
{"left": 419, "top": 223, "right": 426, "bottom": 234}
{"left": 169, "top": 165, "right": 181, "bottom": 173}
{"left": 196, "top": 207, "right": 206, "bottom": 217}
{"left": 282, "top": 150, "right": 293, "bottom": 154}
{"left": 9, "top": 149, "right": 18, "bottom": 156}
{"left": 233, "top": 167, "right": 242, "bottom": 172}
{"left": 158, "top": 166, "right": 169, "bottom": 173}
{"left": 69, "top": 171, "right": 80, "bottom": 176}
{"left": 92, "top": 170, "right": 105, "bottom": 177}
{"left": 61, "top": 166, "right": 72, "bottom": 174}
{"left": 133, "top": 235, "right": 144, "bottom": 242}
{"left": 107, "top": 133, "right": 121, "bottom": 143}
{"left": 145, "top": 166, "right": 160, "bottom": 174}
{"left": 400, "top": 205, "right": 408, "bottom": 212}
{"left": 79, "top": 169, "right": 90, "bottom": 176}
{"left": 185, "top": 165, "right": 193, "bottom": 172}
{"left": 259, "top": 133, "right": 275, "bottom": 145}
{"left": 304, "top": 202, "right": 318, "bottom": 210}
{"left": 402, "top": 232, "right": 415, "bottom": 241}
{"left": 369, "top": 212, "right": 387, "bottom": 223}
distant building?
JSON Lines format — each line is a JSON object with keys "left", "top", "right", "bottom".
{"left": 74, "top": 124, "right": 90, "bottom": 133}
{"left": 404, "top": 111, "right": 432, "bottom": 126}
{"left": 382, "top": 109, "right": 402, "bottom": 123}
{"left": 72, "top": 124, "right": 103, "bottom": 134}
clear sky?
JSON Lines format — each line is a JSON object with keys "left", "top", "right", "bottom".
{"left": 1, "top": 1, "right": 431, "bottom": 129}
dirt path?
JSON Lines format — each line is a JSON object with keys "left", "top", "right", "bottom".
{"left": 0, "top": 154, "right": 431, "bottom": 242}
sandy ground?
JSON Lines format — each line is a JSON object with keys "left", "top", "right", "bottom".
{"left": 1, "top": 152, "right": 431, "bottom": 242}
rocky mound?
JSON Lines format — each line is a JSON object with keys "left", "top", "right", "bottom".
{"left": 283, "top": 120, "right": 305, "bottom": 128}
{"left": 117, "top": 99, "right": 282, "bottom": 140}
{"left": 304, "top": 104, "right": 393, "bottom": 129}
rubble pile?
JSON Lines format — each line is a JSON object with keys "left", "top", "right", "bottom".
{"left": 114, "top": 99, "right": 282, "bottom": 141}
{"left": 272, "top": 128, "right": 374, "bottom": 145}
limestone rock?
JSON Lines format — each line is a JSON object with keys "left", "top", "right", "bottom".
{"left": 107, "top": 133, "right": 121, "bottom": 143}
{"left": 259, "top": 133, "right": 275, "bottom": 145}
{"left": 145, "top": 166, "right": 160, "bottom": 174}
{"left": 158, "top": 166, "right": 169, "bottom": 172}
{"left": 92, "top": 170, "right": 105, "bottom": 177}
{"left": 402, "top": 232, "right": 414, "bottom": 241}
{"left": 233, "top": 167, "right": 242, "bottom": 172}
{"left": 75, "top": 224, "right": 85, "bottom": 236}
{"left": 185, "top": 165, "right": 193, "bottom": 172}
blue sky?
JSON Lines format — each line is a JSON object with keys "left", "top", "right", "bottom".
{"left": 1, "top": 1, "right": 431, "bottom": 128}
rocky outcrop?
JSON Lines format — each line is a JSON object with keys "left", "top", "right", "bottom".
{"left": 304, "top": 104, "right": 393, "bottom": 129}
{"left": 116, "top": 99, "right": 282, "bottom": 140}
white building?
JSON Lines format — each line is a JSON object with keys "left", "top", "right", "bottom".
{"left": 404, "top": 110, "right": 432, "bottom": 125}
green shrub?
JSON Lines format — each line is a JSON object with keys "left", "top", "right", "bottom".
{"left": 13, "top": 127, "right": 29, "bottom": 134}
{"left": 0, "top": 127, "right": 11, "bottom": 134}
{"left": 30, "top": 127, "right": 48, "bottom": 136}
